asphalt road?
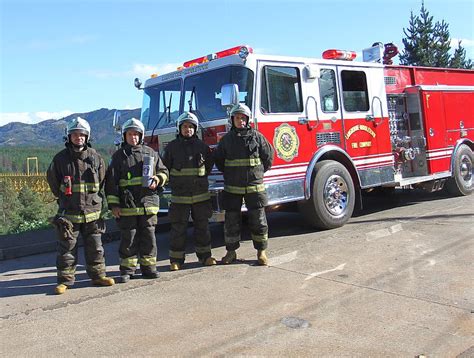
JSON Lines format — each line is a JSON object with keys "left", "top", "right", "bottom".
{"left": 1, "top": 190, "right": 473, "bottom": 357}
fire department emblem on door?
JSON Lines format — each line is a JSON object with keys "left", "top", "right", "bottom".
{"left": 273, "top": 124, "right": 299, "bottom": 162}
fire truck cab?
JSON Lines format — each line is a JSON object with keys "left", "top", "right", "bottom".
{"left": 136, "top": 45, "right": 474, "bottom": 229}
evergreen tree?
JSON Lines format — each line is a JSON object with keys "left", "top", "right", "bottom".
{"left": 400, "top": 1, "right": 472, "bottom": 69}
{"left": 0, "top": 181, "right": 22, "bottom": 234}
{"left": 17, "top": 187, "right": 49, "bottom": 222}
{"left": 432, "top": 19, "right": 451, "bottom": 67}
{"left": 450, "top": 41, "right": 474, "bottom": 69}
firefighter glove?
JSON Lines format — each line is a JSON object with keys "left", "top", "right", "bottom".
{"left": 123, "top": 189, "right": 136, "bottom": 208}
{"left": 50, "top": 216, "right": 74, "bottom": 241}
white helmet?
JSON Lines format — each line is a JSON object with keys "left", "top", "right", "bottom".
{"left": 122, "top": 118, "right": 145, "bottom": 143}
{"left": 66, "top": 117, "right": 91, "bottom": 143}
{"left": 229, "top": 103, "right": 252, "bottom": 128}
{"left": 176, "top": 111, "right": 199, "bottom": 135}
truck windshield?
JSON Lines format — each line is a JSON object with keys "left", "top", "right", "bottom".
{"left": 141, "top": 79, "right": 181, "bottom": 131}
{"left": 140, "top": 66, "right": 253, "bottom": 131}
{"left": 184, "top": 66, "right": 253, "bottom": 122}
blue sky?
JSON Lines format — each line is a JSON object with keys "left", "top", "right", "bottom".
{"left": 0, "top": 0, "right": 473, "bottom": 126}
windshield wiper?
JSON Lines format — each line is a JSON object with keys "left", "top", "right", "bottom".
{"left": 188, "top": 86, "right": 195, "bottom": 112}
{"left": 166, "top": 93, "right": 172, "bottom": 123}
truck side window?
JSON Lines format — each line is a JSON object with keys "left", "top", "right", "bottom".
{"left": 261, "top": 66, "right": 302, "bottom": 113}
{"left": 319, "top": 69, "right": 339, "bottom": 112}
{"left": 341, "top": 70, "right": 369, "bottom": 112}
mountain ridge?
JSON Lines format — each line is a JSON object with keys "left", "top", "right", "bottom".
{"left": 0, "top": 108, "right": 141, "bottom": 147}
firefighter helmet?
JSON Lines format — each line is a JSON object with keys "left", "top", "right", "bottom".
{"left": 66, "top": 117, "right": 91, "bottom": 143}
{"left": 122, "top": 118, "right": 145, "bottom": 143}
{"left": 176, "top": 111, "right": 199, "bottom": 135}
{"left": 229, "top": 103, "right": 252, "bottom": 128}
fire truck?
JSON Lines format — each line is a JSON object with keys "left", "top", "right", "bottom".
{"left": 133, "top": 45, "right": 474, "bottom": 229}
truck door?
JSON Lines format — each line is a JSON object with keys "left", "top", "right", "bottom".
{"left": 256, "top": 61, "right": 309, "bottom": 164}
{"left": 314, "top": 66, "right": 344, "bottom": 148}
{"left": 336, "top": 65, "right": 393, "bottom": 187}
{"left": 255, "top": 60, "right": 308, "bottom": 203}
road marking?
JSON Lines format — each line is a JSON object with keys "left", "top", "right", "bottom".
{"left": 270, "top": 250, "right": 298, "bottom": 266}
{"left": 366, "top": 228, "right": 392, "bottom": 240}
{"left": 366, "top": 224, "right": 404, "bottom": 241}
{"left": 304, "top": 263, "right": 346, "bottom": 281}
{"left": 390, "top": 224, "right": 403, "bottom": 233}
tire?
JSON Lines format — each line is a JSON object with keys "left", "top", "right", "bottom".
{"left": 298, "top": 160, "right": 355, "bottom": 229}
{"left": 446, "top": 144, "right": 473, "bottom": 196}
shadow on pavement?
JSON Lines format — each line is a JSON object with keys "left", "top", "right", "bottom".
{"left": 1, "top": 188, "right": 469, "bottom": 298}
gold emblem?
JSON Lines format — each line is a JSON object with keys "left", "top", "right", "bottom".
{"left": 273, "top": 124, "right": 299, "bottom": 162}
{"left": 345, "top": 124, "right": 376, "bottom": 139}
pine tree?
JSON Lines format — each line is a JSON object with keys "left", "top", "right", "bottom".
{"left": 450, "top": 41, "right": 474, "bottom": 69}
{"left": 400, "top": 1, "right": 472, "bottom": 69}
{"left": 399, "top": 4, "right": 435, "bottom": 66}
{"left": 432, "top": 20, "right": 451, "bottom": 67}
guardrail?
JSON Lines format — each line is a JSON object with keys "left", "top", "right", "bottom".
{"left": 0, "top": 173, "right": 50, "bottom": 193}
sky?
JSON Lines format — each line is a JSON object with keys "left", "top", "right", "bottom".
{"left": 0, "top": 0, "right": 473, "bottom": 127}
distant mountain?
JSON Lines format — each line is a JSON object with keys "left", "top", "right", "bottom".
{"left": 0, "top": 108, "right": 141, "bottom": 147}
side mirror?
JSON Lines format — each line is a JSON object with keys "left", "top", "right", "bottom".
{"left": 220, "top": 84, "right": 239, "bottom": 108}
{"left": 113, "top": 110, "right": 122, "bottom": 148}
{"left": 113, "top": 110, "right": 121, "bottom": 130}
{"left": 304, "top": 65, "right": 320, "bottom": 80}
{"left": 134, "top": 77, "right": 142, "bottom": 90}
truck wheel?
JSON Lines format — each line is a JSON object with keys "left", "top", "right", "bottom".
{"left": 446, "top": 144, "right": 473, "bottom": 196}
{"left": 298, "top": 160, "right": 355, "bottom": 229}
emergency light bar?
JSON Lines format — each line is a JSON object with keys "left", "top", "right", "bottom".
{"left": 322, "top": 49, "right": 357, "bottom": 61}
{"left": 182, "top": 45, "right": 253, "bottom": 68}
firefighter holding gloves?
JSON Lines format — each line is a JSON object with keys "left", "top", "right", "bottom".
{"left": 105, "top": 118, "right": 168, "bottom": 283}
{"left": 47, "top": 117, "right": 115, "bottom": 295}
{"left": 214, "top": 104, "right": 274, "bottom": 265}
{"left": 163, "top": 112, "right": 217, "bottom": 271}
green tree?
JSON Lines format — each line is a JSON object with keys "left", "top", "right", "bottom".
{"left": 0, "top": 181, "right": 22, "bottom": 234}
{"left": 17, "top": 187, "right": 49, "bottom": 222}
{"left": 450, "top": 41, "right": 474, "bottom": 69}
{"left": 400, "top": 1, "right": 472, "bottom": 69}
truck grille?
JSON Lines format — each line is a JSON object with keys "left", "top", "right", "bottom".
{"left": 317, "top": 132, "right": 341, "bottom": 146}
{"left": 384, "top": 76, "right": 397, "bottom": 85}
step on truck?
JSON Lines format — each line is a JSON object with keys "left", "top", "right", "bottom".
{"left": 130, "top": 44, "right": 473, "bottom": 229}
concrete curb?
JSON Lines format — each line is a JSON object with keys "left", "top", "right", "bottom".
{"left": 0, "top": 217, "right": 170, "bottom": 261}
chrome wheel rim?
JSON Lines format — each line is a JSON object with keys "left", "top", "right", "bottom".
{"left": 459, "top": 154, "right": 473, "bottom": 186}
{"left": 323, "top": 174, "right": 349, "bottom": 217}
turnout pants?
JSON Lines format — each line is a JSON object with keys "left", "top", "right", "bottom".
{"left": 117, "top": 214, "right": 158, "bottom": 276}
{"left": 168, "top": 200, "right": 212, "bottom": 264}
{"left": 222, "top": 191, "right": 268, "bottom": 251}
{"left": 56, "top": 220, "right": 106, "bottom": 285}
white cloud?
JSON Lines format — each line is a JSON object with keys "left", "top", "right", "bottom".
{"left": 87, "top": 62, "right": 182, "bottom": 80}
{"left": 132, "top": 63, "right": 182, "bottom": 78}
{"left": 451, "top": 38, "right": 474, "bottom": 48}
{"left": 0, "top": 110, "right": 73, "bottom": 127}
{"left": 450, "top": 38, "right": 474, "bottom": 58}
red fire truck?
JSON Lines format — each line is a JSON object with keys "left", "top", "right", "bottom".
{"left": 134, "top": 45, "right": 473, "bottom": 229}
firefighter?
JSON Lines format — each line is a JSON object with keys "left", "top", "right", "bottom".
{"left": 105, "top": 118, "right": 168, "bottom": 283}
{"left": 214, "top": 103, "right": 274, "bottom": 265}
{"left": 46, "top": 117, "right": 115, "bottom": 295}
{"left": 162, "top": 112, "right": 216, "bottom": 271}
